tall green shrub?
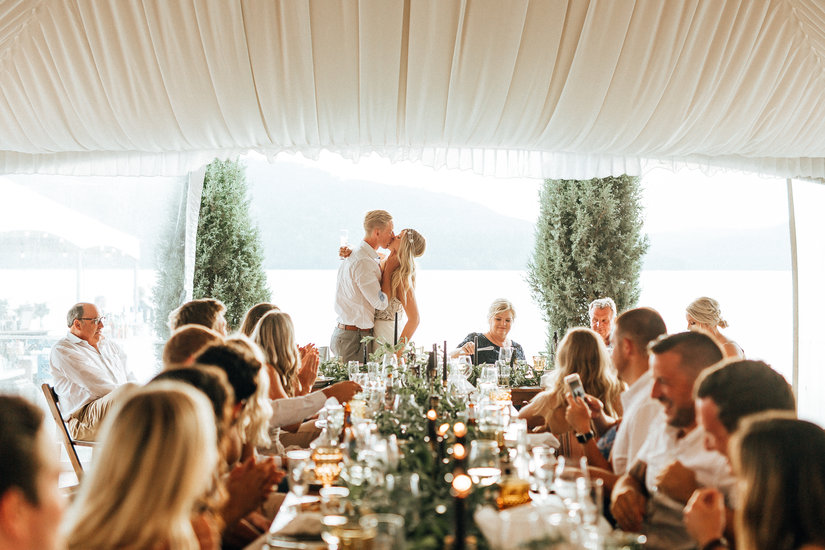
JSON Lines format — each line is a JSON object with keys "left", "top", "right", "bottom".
{"left": 527, "top": 175, "right": 648, "bottom": 352}
{"left": 152, "top": 186, "right": 187, "bottom": 341}
{"left": 193, "top": 158, "right": 271, "bottom": 330}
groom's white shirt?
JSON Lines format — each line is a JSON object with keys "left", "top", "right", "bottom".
{"left": 334, "top": 240, "right": 388, "bottom": 329}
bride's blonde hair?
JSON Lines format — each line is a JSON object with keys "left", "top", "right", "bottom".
{"left": 390, "top": 228, "right": 426, "bottom": 301}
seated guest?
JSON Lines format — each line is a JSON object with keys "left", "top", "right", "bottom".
{"left": 195, "top": 340, "right": 274, "bottom": 460}
{"left": 163, "top": 325, "right": 224, "bottom": 367}
{"left": 240, "top": 303, "right": 319, "bottom": 378}
{"left": 682, "top": 360, "right": 796, "bottom": 547}
{"left": 255, "top": 311, "right": 317, "bottom": 398}
{"left": 239, "top": 302, "right": 279, "bottom": 337}
{"left": 685, "top": 413, "right": 825, "bottom": 550}
{"left": 170, "top": 297, "right": 228, "bottom": 335}
{"left": 64, "top": 382, "right": 221, "bottom": 550}
{"left": 589, "top": 297, "right": 617, "bottom": 348}
{"left": 150, "top": 365, "right": 283, "bottom": 545}
{"left": 686, "top": 297, "right": 744, "bottom": 358}
{"left": 693, "top": 359, "right": 795, "bottom": 459}
{"left": 49, "top": 302, "right": 137, "bottom": 440}
{"left": 0, "top": 395, "right": 65, "bottom": 550}
{"left": 611, "top": 332, "right": 731, "bottom": 550}
{"left": 451, "top": 298, "right": 526, "bottom": 365}
{"left": 565, "top": 307, "right": 666, "bottom": 479}
{"left": 519, "top": 327, "right": 624, "bottom": 457}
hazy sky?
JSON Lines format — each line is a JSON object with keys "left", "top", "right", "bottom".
{"left": 262, "top": 151, "right": 791, "bottom": 233}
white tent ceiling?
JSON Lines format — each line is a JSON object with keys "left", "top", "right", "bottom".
{"left": 2, "top": 0, "right": 825, "bottom": 178}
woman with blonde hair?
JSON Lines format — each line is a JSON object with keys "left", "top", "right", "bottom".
{"left": 254, "top": 311, "right": 312, "bottom": 399}
{"left": 374, "top": 228, "right": 426, "bottom": 346}
{"left": 519, "top": 327, "right": 624, "bottom": 457}
{"left": 686, "top": 296, "right": 744, "bottom": 358}
{"left": 64, "top": 382, "right": 220, "bottom": 550}
{"left": 451, "top": 298, "right": 526, "bottom": 364}
{"left": 685, "top": 412, "right": 825, "bottom": 550}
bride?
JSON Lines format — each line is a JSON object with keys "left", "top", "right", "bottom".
{"left": 374, "top": 228, "right": 426, "bottom": 346}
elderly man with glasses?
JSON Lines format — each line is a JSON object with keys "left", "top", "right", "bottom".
{"left": 49, "top": 302, "right": 137, "bottom": 440}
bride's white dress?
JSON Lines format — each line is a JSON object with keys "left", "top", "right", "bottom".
{"left": 374, "top": 297, "right": 404, "bottom": 345}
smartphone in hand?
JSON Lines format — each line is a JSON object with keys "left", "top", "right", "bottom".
{"left": 564, "top": 373, "right": 586, "bottom": 400}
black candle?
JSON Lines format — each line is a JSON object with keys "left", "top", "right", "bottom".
{"left": 363, "top": 344, "right": 368, "bottom": 364}
{"left": 394, "top": 312, "right": 398, "bottom": 345}
{"left": 473, "top": 335, "right": 479, "bottom": 366}
{"left": 442, "top": 340, "right": 448, "bottom": 383}
{"left": 452, "top": 474, "right": 472, "bottom": 550}
{"left": 432, "top": 343, "right": 438, "bottom": 379}
{"left": 443, "top": 340, "right": 448, "bottom": 382}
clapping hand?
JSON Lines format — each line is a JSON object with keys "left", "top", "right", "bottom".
{"left": 298, "top": 344, "right": 320, "bottom": 392}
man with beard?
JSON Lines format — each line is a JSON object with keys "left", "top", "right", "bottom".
{"left": 610, "top": 331, "right": 733, "bottom": 550}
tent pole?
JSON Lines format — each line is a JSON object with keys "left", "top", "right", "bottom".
{"left": 184, "top": 166, "right": 207, "bottom": 302}
{"left": 786, "top": 178, "right": 799, "bottom": 398}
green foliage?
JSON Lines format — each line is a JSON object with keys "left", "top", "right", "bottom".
{"left": 152, "top": 183, "right": 190, "bottom": 341}
{"left": 528, "top": 175, "right": 648, "bottom": 351}
{"left": 193, "top": 158, "right": 270, "bottom": 330}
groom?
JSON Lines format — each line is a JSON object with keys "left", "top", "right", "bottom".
{"left": 331, "top": 210, "right": 395, "bottom": 362}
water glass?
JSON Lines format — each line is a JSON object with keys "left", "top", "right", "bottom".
{"left": 498, "top": 346, "right": 513, "bottom": 364}
{"left": 467, "top": 439, "right": 502, "bottom": 487}
{"left": 382, "top": 353, "right": 398, "bottom": 371}
{"left": 367, "top": 362, "right": 381, "bottom": 382}
{"left": 360, "top": 513, "right": 405, "bottom": 550}
{"left": 479, "top": 365, "right": 498, "bottom": 385}
{"left": 285, "top": 449, "right": 312, "bottom": 497}
{"left": 532, "top": 355, "right": 546, "bottom": 372}
{"left": 347, "top": 361, "right": 361, "bottom": 380}
{"left": 339, "top": 229, "right": 349, "bottom": 247}
{"left": 497, "top": 362, "right": 511, "bottom": 387}
{"left": 320, "top": 486, "right": 350, "bottom": 516}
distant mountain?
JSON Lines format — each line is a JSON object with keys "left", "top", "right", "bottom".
{"left": 643, "top": 226, "right": 790, "bottom": 270}
{"left": 6, "top": 161, "right": 791, "bottom": 272}
{"left": 245, "top": 159, "right": 536, "bottom": 269}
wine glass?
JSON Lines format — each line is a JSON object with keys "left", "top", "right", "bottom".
{"left": 533, "top": 355, "right": 546, "bottom": 372}
{"left": 479, "top": 365, "right": 497, "bottom": 385}
{"left": 382, "top": 353, "right": 398, "bottom": 371}
{"left": 467, "top": 439, "right": 502, "bottom": 487}
{"left": 530, "top": 447, "right": 557, "bottom": 503}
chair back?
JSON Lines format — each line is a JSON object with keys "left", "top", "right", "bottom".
{"left": 40, "top": 383, "right": 92, "bottom": 480}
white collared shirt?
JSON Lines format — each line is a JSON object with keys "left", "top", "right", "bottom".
{"left": 611, "top": 370, "right": 662, "bottom": 475}
{"left": 50, "top": 332, "right": 135, "bottom": 416}
{"left": 334, "top": 240, "right": 388, "bottom": 329}
{"left": 634, "top": 413, "right": 735, "bottom": 550}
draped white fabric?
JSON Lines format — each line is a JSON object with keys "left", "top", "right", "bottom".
{"left": 2, "top": 0, "right": 825, "bottom": 177}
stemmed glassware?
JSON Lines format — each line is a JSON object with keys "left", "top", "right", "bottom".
{"left": 467, "top": 439, "right": 502, "bottom": 487}
{"left": 285, "top": 449, "right": 313, "bottom": 498}
{"left": 530, "top": 447, "right": 557, "bottom": 503}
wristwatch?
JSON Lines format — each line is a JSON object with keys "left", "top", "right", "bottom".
{"left": 575, "top": 430, "right": 594, "bottom": 444}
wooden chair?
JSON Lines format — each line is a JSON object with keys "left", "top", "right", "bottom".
{"left": 41, "top": 383, "right": 95, "bottom": 480}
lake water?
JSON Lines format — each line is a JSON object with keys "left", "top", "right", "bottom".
{"left": 3, "top": 267, "right": 820, "bottom": 425}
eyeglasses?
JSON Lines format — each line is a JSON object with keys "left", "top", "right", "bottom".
{"left": 78, "top": 316, "right": 106, "bottom": 324}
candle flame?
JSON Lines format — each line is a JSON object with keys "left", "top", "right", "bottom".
{"left": 438, "top": 423, "right": 450, "bottom": 436}
{"left": 427, "top": 409, "right": 437, "bottom": 421}
{"left": 453, "top": 443, "right": 467, "bottom": 459}
{"left": 453, "top": 474, "right": 472, "bottom": 497}
{"left": 453, "top": 422, "right": 467, "bottom": 437}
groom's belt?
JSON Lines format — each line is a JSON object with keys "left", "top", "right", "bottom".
{"left": 337, "top": 323, "right": 373, "bottom": 333}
